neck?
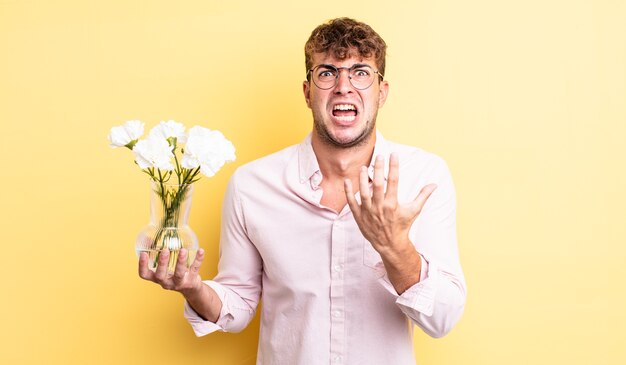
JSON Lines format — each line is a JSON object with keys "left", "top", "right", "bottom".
{"left": 311, "top": 131, "right": 376, "bottom": 181}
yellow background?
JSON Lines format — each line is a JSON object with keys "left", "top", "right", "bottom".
{"left": 1, "top": 0, "right": 624, "bottom": 364}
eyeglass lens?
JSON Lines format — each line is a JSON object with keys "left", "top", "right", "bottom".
{"left": 311, "top": 64, "right": 377, "bottom": 90}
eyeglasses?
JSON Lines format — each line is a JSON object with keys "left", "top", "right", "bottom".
{"left": 306, "top": 63, "right": 384, "bottom": 90}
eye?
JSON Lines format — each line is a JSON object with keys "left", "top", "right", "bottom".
{"left": 352, "top": 68, "right": 371, "bottom": 77}
{"left": 317, "top": 68, "right": 337, "bottom": 79}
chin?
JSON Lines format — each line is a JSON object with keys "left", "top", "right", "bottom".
{"left": 315, "top": 120, "right": 375, "bottom": 148}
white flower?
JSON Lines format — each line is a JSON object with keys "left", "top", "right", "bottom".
{"left": 132, "top": 135, "right": 175, "bottom": 170}
{"left": 108, "top": 120, "right": 144, "bottom": 148}
{"left": 182, "top": 126, "right": 236, "bottom": 177}
{"left": 149, "top": 120, "right": 187, "bottom": 144}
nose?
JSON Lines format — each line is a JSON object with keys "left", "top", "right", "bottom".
{"left": 333, "top": 69, "right": 353, "bottom": 94}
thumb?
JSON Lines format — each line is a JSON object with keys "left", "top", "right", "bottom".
{"left": 409, "top": 184, "right": 437, "bottom": 215}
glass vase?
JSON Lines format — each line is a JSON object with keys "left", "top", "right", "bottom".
{"left": 135, "top": 181, "right": 199, "bottom": 272}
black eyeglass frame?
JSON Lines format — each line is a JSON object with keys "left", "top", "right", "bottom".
{"left": 306, "top": 63, "right": 384, "bottom": 90}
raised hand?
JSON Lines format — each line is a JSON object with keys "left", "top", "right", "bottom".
{"left": 344, "top": 153, "right": 437, "bottom": 258}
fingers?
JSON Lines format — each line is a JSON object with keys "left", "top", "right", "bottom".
{"left": 136, "top": 247, "right": 206, "bottom": 293}
{"left": 372, "top": 155, "right": 385, "bottom": 205}
{"left": 385, "top": 153, "right": 399, "bottom": 205}
{"left": 173, "top": 248, "right": 189, "bottom": 283}
{"left": 344, "top": 179, "right": 360, "bottom": 217}
{"left": 359, "top": 165, "right": 371, "bottom": 209}
{"left": 172, "top": 248, "right": 204, "bottom": 288}
{"left": 154, "top": 248, "right": 172, "bottom": 285}
{"left": 138, "top": 251, "right": 155, "bottom": 281}
{"left": 409, "top": 184, "right": 438, "bottom": 215}
{"left": 189, "top": 248, "right": 205, "bottom": 274}
{"left": 138, "top": 249, "right": 173, "bottom": 289}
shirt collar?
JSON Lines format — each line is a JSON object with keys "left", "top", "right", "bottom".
{"left": 297, "top": 134, "right": 319, "bottom": 184}
{"left": 297, "top": 130, "right": 390, "bottom": 184}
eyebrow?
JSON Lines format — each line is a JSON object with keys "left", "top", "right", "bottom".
{"left": 318, "top": 63, "right": 372, "bottom": 69}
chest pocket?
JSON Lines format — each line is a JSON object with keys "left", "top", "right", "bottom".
{"left": 363, "top": 239, "right": 382, "bottom": 268}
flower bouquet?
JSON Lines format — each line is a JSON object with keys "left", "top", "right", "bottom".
{"left": 109, "top": 120, "right": 235, "bottom": 272}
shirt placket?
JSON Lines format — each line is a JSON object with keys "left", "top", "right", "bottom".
{"left": 329, "top": 217, "right": 346, "bottom": 364}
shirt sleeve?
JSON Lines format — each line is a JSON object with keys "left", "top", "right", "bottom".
{"left": 377, "top": 155, "right": 467, "bottom": 338}
{"left": 183, "top": 171, "right": 263, "bottom": 335}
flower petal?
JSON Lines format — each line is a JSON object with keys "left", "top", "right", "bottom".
{"left": 108, "top": 120, "right": 144, "bottom": 148}
{"left": 132, "top": 135, "right": 174, "bottom": 170}
{"left": 149, "top": 120, "right": 187, "bottom": 145}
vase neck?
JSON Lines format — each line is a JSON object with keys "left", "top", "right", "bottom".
{"left": 149, "top": 182, "right": 193, "bottom": 227}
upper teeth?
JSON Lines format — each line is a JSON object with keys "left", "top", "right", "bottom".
{"left": 334, "top": 104, "right": 356, "bottom": 111}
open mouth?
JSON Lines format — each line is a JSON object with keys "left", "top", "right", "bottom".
{"left": 332, "top": 104, "right": 358, "bottom": 123}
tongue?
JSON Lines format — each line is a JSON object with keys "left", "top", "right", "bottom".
{"left": 333, "top": 110, "right": 357, "bottom": 117}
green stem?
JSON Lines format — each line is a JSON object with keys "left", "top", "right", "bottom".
{"left": 173, "top": 153, "right": 182, "bottom": 185}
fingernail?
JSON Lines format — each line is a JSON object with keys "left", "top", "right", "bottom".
{"left": 198, "top": 248, "right": 204, "bottom": 255}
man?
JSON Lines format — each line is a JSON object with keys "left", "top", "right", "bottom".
{"left": 139, "top": 17, "right": 466, "bottom": 365}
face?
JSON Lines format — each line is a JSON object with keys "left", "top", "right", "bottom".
{"left": 303, "top": 52, "right": 389, "bottom": 148}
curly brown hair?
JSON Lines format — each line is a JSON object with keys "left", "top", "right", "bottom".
{"left": 304, "top": 17, "right": 387, "bottom": 78}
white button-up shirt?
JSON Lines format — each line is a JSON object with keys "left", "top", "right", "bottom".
{"left": 185, "top": 132, "right": 466, "bottom": 365}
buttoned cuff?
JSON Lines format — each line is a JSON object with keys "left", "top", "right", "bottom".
{"left": 183, "top": 280, "right": 235, "bottom": 336}
{"left": 376, "top": 255, "right": 438, "bottom": 317}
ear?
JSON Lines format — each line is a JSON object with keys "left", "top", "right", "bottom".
{"left": 378, "top": 80, "right": 389, "bottom": 108}
{"left": 303, "top": 81, "right": 312, "bottom": 109}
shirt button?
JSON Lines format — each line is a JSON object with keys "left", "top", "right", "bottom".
{"left": 333, "top": 264, "right": 343, "bottom": 272}
{"left": 332, "top": 310, "right": 342, "bottom": 318}
{"left": 333, "top": 355, "right": 343, "bottom": 362}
